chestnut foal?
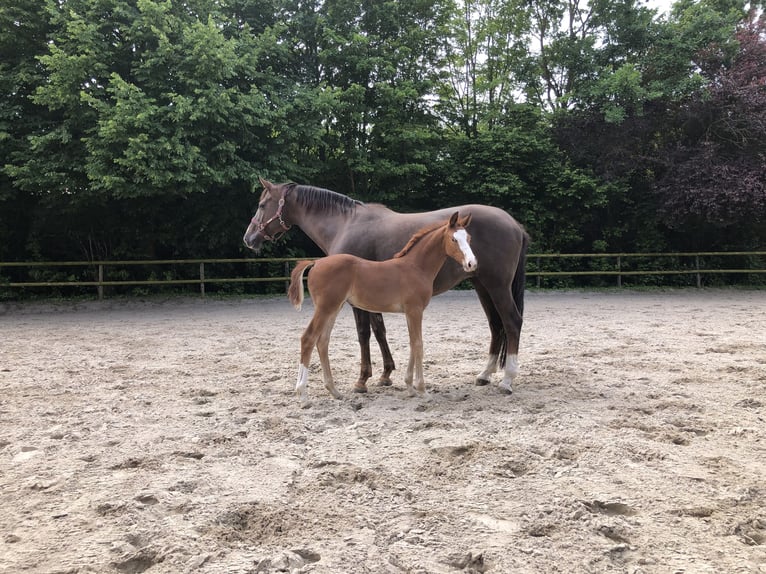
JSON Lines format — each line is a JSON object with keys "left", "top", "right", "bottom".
{"left": 287, "top": 212, "right": 476, "bottom": 407}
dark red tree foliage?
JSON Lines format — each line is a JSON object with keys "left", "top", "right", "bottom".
{"left": 659, "top": 11, "right": 766, "bottom": 230}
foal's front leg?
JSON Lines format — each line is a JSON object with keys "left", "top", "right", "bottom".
{"left": 404, "top": 310, "right": 426, "bottom": 397}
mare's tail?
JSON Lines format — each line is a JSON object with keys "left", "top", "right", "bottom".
{"left": 499, "top": 231, "right": 529, "bottom": 369}
{"left": 512, "top": 232, "right": 529, "bottom": 319}
{"left": 288, "top": 260, "right": 316, "bottom": 310}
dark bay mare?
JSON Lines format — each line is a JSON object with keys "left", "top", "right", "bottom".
{"left": 243, "top": 178, "right": 529, "bottom": 394}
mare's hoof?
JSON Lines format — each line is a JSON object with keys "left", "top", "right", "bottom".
{"left": 377, "top": 377, "right": 393, "bottom": 387}
{"left": 353, "top": 384, "right": 368, "bottom": 394}
{"left": 475, "top": 377, "right": 491, "bottom": 386}
{"left": 498, "top": 381, "right": 513, "bottom": 395}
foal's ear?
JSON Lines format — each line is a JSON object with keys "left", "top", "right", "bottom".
{"left": 258, "top": 176, "right": 273, "bottom": 191}
{"left": 459, "top": 213, "right": 472, "bottom": 228}
{"left": 449, "top": 211, "right": 460, "bottom": 227}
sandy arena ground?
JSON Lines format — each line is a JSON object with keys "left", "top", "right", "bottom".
{"left": 1, "top": 289, "right": 765, "bottom": 574}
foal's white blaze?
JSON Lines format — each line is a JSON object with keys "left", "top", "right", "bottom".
{"left": 453, "top": 229, "right": 477, "bottom": 271}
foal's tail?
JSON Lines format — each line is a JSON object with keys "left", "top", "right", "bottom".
{"left": 288, "top": 260, "right": 316, "bottom": 311}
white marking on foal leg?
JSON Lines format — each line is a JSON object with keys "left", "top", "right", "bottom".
{"left": 295, "top": 363, "right": 310, "bottom": 407}
{"left": 476, "top": 353, "right": 499, "bottom": 385}
{"left": 498, "top": 354, "right": 519, "bottom": 394}
{"left": 404, "top": 360, "right": 416, "bottom": 397}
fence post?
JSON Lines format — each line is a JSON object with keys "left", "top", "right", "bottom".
{"left": 285, "top": 261, "right": 290, "bottom": 293}
{"left": 617, "top": 256, "right": 622, "bottom": 288}
{"left": 695, "top": 255, "right": 701, "bottom": 288}
{"left": 98, "top": 264, "right": 104, "bottom": 300}
{"left": 536, "top": 257, "right": 541, "bottom": 288}
{"left": 200, "top": 262, "right": 206, "bottom": 296}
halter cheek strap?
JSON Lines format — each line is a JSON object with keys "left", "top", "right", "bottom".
{"left": 252, "top": 190, "right": 291, "bottom": 241}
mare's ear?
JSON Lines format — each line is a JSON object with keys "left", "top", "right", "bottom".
{"left": 459, "top": 213, "right": 472, "bottom": 228}
{"left": 258, "top": 176, "right": 273, "bottom": 191}
{"left": 449, "top": 211, "right": 460, "bottom": 227}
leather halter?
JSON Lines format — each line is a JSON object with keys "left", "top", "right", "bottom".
{"left": 251, "top": 187, "right": 292, "bottom": 241}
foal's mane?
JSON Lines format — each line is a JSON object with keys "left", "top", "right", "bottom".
{"left": 290, "top": 183, "right": 364, "bottom": 215}
{"left": 394, "top": 220, "right": 447, "bottom": 259}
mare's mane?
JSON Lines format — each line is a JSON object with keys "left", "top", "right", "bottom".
{"left": 393, "top": 220, "right": 447, "bottom": 259}
{"left": 291, "top": 183, "right": 364, "bottom": 215}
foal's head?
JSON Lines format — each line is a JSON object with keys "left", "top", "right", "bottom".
{"left": 445, "top": 211, "right": 477, "bottom": 272}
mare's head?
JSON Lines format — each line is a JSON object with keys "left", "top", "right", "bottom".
{"left": 445, "top": 212, "right": 477, "bottom": 272}
{"left": 243, "top": 177, "right": 292, "bottom": 252}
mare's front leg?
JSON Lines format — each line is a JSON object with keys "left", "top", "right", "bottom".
{"left": 369, "top": 313, "right": 396, "bottom": 386}
{"left": 351, "top": 307, "right": 374, "bottom": 393}
{"left": 404, "top": 309, "right": 426, "bottom": 397}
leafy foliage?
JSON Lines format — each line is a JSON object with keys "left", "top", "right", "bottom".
{"left": 656, "top": 9, "right": 766, "bottom": 246}
{"left": 0, "top": 0, "right": 763, "bottom": 279}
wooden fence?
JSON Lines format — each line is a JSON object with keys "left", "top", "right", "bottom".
{"left": 1, "top": 252, "right": 765, "bottom": 299}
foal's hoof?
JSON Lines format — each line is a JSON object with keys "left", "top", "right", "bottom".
{"left": 353, "top": 383, "right": 368, "bottom": 394}
{"left": 475, "top": 377, "right": 491, "bottom": 386}
{"left": 498, "top": 380, "right": 513, "bottom": 395}
{"left": 377, "top": 377, "right": 393, "bottom": 387}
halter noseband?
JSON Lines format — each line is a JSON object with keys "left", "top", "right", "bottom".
{"left": 252, "top": 187, "right": 292, "bottom": 241}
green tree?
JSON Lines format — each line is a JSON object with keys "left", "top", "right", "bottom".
{"left": 430, "top": 105, "right": 608, "bottom": 252}
{"left": 296, "top": 0, "right": 448, "bottom": 202}
{"left": 3, "top": 0, "right": 333, "bottom": 260}
{"left": 0, "top": 0, "right": 57, "bottom": 260}
{"left": 436, "top": 0, "right": 530, "bottom": 137}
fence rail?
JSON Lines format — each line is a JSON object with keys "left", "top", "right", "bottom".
{"left": 1, "top": 252, "right": 765, "bottom": 298}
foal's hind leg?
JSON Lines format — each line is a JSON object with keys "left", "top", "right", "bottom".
{"left": 316, "top": 310, "right": 342, "bottom": 400}
{"left": 296, "top": 309, "right": 336, "bottom": 406}
{"left": 296, "top": 320, "right": 319, "bottom": 407}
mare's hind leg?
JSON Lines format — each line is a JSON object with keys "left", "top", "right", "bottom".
{"left": 352, "top": 309, "right": 396, "bottom": 393}
{"left": 316, "top": 310, "right": 342, "bottom": 400}
{"left": 473, "top": 279, "right": 523, "bottom": 394}
{"left": 473, "top": 280, "right": 505, "bottom": 386}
